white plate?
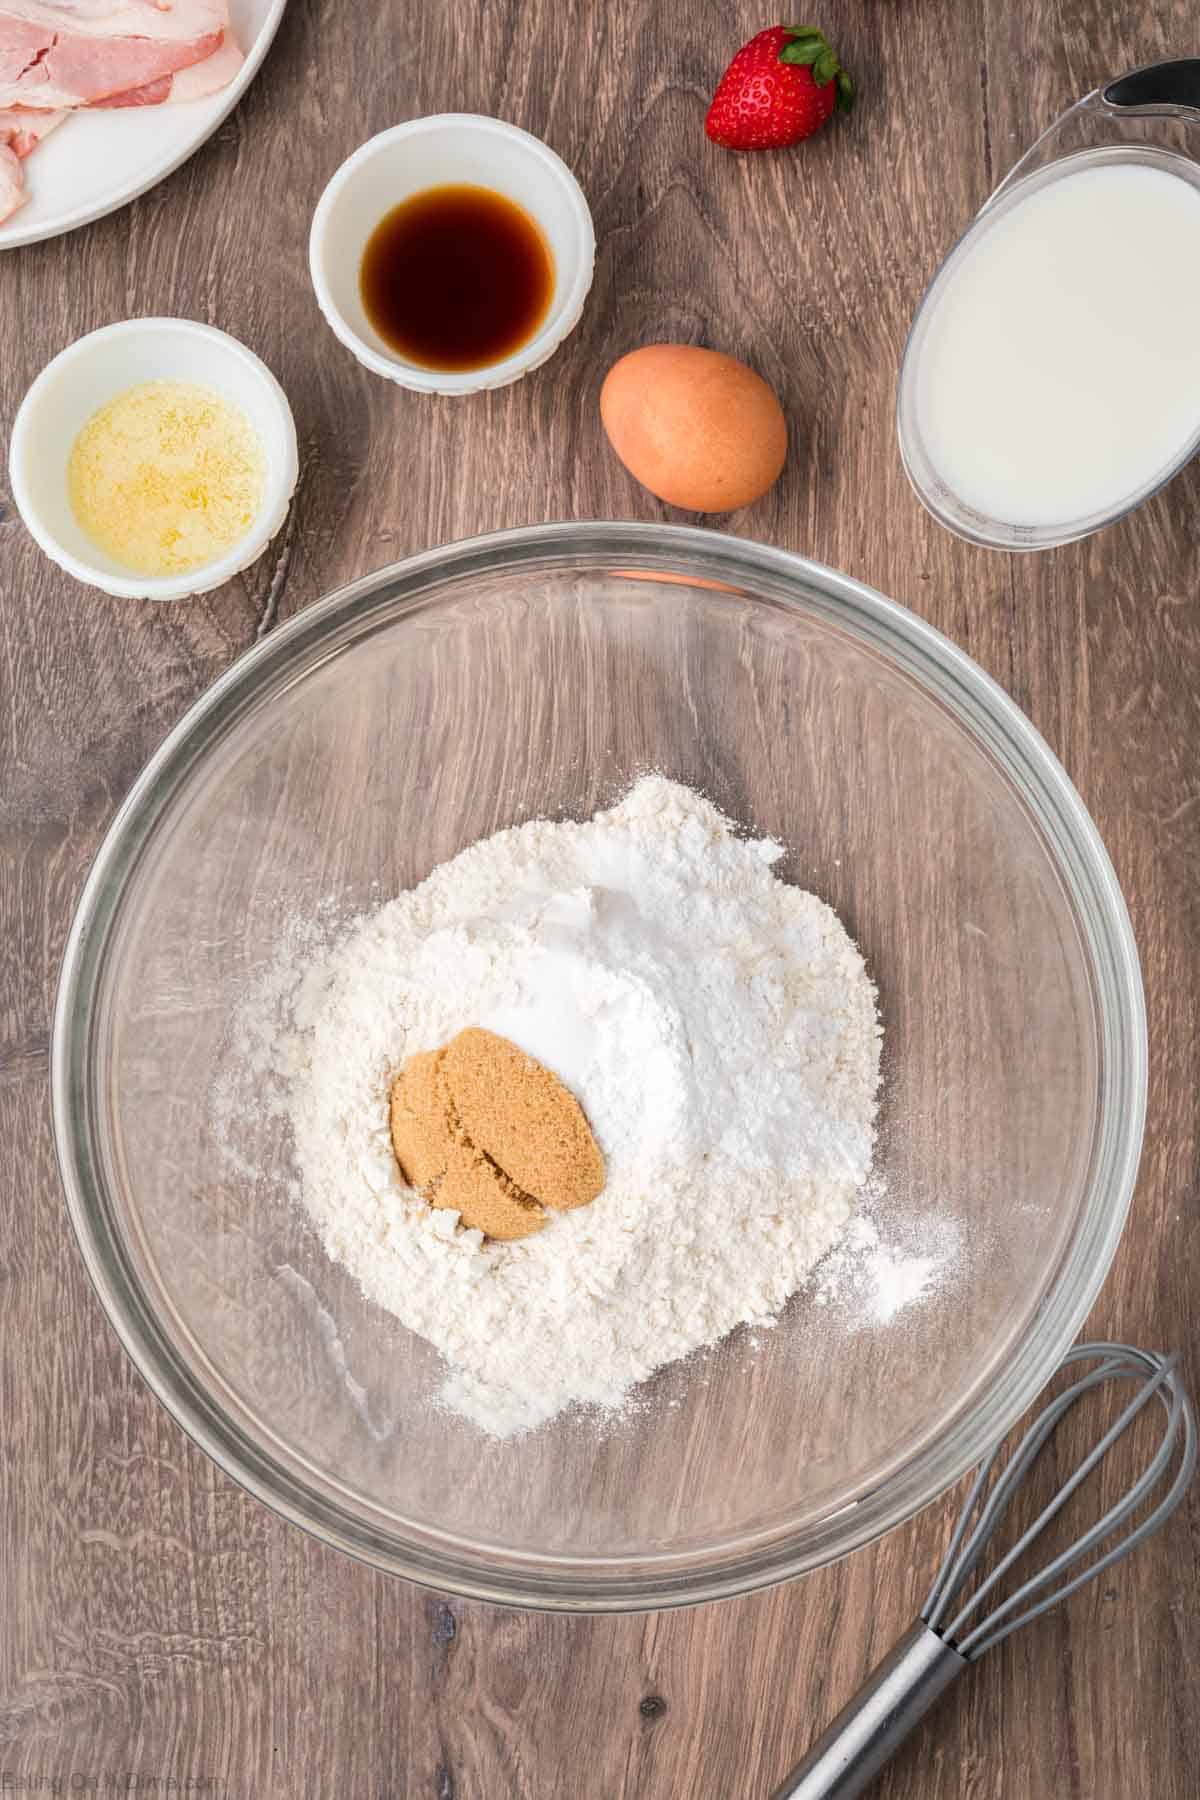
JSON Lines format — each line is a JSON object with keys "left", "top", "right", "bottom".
{"left": 1, "top": 0, "right": 287, "bottom": 250}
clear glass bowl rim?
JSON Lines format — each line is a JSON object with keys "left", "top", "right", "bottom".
{"left": 51, "top": 521, "right": 1147, "bottom": 1611}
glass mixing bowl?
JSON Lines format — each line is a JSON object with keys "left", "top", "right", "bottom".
{"left": 52, "top": 523, "right": 1145, "bottom": 1610}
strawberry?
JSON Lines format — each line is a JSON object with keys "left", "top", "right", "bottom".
{"left": 705, "top": 24, "right": 854, "bottom": 152}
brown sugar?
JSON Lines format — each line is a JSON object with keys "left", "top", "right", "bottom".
{"left": 388, "top": 1027, "right": 606, "bottom": 1242}
{"left": 439, "top": 1028, "right": 606, "bottom": 1211}
{"left": 388, "top": 1051, "right": 452, "bottom": 1190}
{"left": 431, "top": 1138, "right": 546, "bottom": 1242}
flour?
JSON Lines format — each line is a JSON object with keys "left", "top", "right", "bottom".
{"left": 812, "top": 1187, "right": 964, "bottom": 1324}
{"left": 232, "top": 776, "right": 882, "bottom": 1438}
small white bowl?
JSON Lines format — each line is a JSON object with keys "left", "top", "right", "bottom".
{"left": 9, "top": 318, "right": 299, "bottom": 602}
{"left": 309, "top": 114, "right": 595, "bottom": 395}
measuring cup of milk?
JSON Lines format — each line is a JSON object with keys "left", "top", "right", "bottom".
{"left": 898, "top": 59, "right": 1200, "bottom": 550}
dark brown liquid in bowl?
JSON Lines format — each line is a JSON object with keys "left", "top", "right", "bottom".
{"left": 360, "top": 184, "right": 555, "bottom": 372}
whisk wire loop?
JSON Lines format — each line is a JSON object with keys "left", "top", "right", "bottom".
{"left": 772, "top": 1341, "right": 1196, "bottom": 1800}
{"left": 925, "top": 1356, "right": 1128, "bottom": 1629}
{"left": 924, "top": 1344, "right": 1196, "bottom": 1660}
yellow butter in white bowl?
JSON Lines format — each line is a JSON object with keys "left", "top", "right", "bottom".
{"left": 9, "top": 319, "right": 298, "bottom": 601}
{"left": 68, "top": 380, "right": 266, "bottom": 581}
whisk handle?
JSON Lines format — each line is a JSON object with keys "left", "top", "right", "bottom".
{"left": 769, "top": 1620, "right": 967, "bottom": 1800}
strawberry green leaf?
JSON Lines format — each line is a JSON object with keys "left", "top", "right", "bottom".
{"left": 836, "top": 69, "right": 855, "bottom": 111}
{"left": 784, "top": 25, "right": 825, "bottom": 40}
{"left": 780, "top": 40, "right": 824, "bottom": 66}
{"left": 813, "top": 48, "right": 838, "bottom": 85}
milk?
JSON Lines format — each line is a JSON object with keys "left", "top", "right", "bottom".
{"left": 909, "top": 154, "right": 1200, "bottom": 530}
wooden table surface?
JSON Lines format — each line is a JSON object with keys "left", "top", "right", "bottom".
{"left": 2, "top": 2, "right": 1198, "bottom": 1796}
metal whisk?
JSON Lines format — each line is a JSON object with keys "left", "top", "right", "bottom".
{"left": 772, "top": 1342, "right": 1197, "bottom": 1800}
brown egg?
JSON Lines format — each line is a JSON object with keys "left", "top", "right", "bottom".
{"left": 600, "top": 345, "right": 788, "bottom": 513}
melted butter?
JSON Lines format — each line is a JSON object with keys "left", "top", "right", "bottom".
{"left": 68, "top": 380, "right": 265, "bottom": 578}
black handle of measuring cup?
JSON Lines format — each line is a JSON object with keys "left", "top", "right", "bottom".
{"left": 1104, "top": 57, "right": 1200, "bottom": 112}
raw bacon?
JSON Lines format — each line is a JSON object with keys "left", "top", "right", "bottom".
{"left": 0, "top": 102, "right": 62, "bottom": 219}
{"left": 0, "top": 9, "right": 229, "bottom": 109}
{"left": 96, "top": 30, "right": 242, "bottom": 106}
{"left": 0, "top": 0, "right": 242, "bottom": 225}
{"left": 1, "top": 1, "right": 228, "bottom": 47}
